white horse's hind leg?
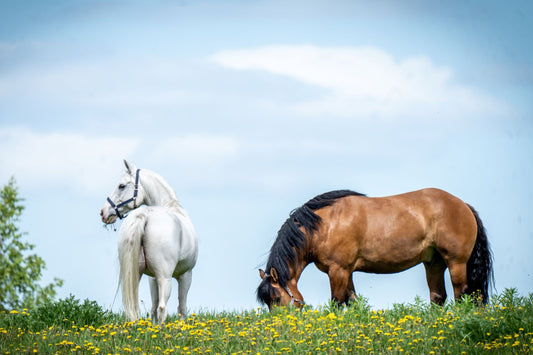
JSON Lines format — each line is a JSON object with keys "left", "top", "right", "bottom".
{"left": 177, "top": 271, "right": 192, "bottom": 319}
{"left": 156, "top": 277, "right": 172, "bottom": 324}
{"left": 148, "top": 277, "right": 159, "bottom": 323}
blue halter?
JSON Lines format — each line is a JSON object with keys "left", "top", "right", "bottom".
{"left": 106, "top": 169, "right": 140, "bottom": 219}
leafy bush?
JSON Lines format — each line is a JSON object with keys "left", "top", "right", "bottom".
{"left": 0, "top": 295, "right": 119, "bottom": 331}
{"left": 0, "top": 178, "right": 63, "bottom": 310}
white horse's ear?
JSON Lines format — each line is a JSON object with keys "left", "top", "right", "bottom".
{"left": 123, "top": 159, "right": 136, "bottom": 175}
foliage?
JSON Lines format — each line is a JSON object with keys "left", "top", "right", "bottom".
{"left": 0, "top": 295, "right": 120, "bottom": 332}
{"left": 0, "top": 178, "right": 63, "bottom": 311}
{"left": 453, "top": 288, "right": 533, "bottom": 344}
{"left": 1, "top": 289, "right": 532, "bottom": 354}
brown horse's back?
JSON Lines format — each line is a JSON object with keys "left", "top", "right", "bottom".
{"left": 312, "top": 188, "right": 477, "bottom": 275}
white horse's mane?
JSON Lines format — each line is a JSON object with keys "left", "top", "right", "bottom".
{"left": 141, "top": 169, "right": 188, "bottom": 216}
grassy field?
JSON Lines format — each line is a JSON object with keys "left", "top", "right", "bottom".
{"left": 1, "top": 288, "right": 532, "bottom": 354}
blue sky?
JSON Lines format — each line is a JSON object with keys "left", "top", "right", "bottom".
{"left": 1, "top": 0, "right": 532, "bottom": 313}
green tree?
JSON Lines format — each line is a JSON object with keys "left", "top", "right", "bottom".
{"left": 0, "top": 178, "right": 63, "bottom": 310}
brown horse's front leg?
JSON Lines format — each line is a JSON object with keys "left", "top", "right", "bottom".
{"left": 347, "top": 274, "right": 357, "bottom": 302}
{"left": 328, "top": 265, "right": 352, "bottom": 305}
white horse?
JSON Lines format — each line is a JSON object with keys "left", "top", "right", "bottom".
{"left": 100, "top": 160, "right": 198, "bottom": 323}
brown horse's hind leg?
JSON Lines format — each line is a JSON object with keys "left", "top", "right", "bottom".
{"left": 448, "top": 262, "right": 469, "bottom": 300}
{"left": 328, "top": 265, "right": 352, "bottom": 305}
{"left": 424, "top": 256, "right": 447, "bottom": 306}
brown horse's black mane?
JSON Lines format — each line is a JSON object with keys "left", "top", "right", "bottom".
{"left": 257, "top": 190, "right": 365, "bottom": 305}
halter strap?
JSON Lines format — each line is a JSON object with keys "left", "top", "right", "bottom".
{"left": 284, "top": 285, "right": 305, "bottom": 306}
{"left": 263, "top": 271, "right": 305, "bottom": 306}
{"left": 107, "top": 169, "right": 140, "bottom": 219}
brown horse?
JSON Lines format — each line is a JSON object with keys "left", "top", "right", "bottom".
{"left": 257, "top": 188, "right": 493, "bottom": 309}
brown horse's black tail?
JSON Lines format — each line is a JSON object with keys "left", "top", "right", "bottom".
{"left": 466, "top": 204, "right": 495, "bottom": 304}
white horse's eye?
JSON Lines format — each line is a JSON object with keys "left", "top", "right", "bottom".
{"left": 119, "top": 184, "right": 126, "bottom": 189}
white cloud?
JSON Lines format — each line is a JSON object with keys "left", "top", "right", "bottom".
{"left": 0, "top": 128, "right": 241, "bottom": 193}
{"left": 211, "top": 45, "right": 506, "bottom": 119}
{"left": 0, "top": 127, "right": 140, "bottom": 194}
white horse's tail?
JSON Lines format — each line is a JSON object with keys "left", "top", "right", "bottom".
{"left": 118, "top": 211, "right": 146, "bottom": 321}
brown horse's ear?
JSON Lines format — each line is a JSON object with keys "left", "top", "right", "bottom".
{"left": 269, "top": 267, "right": 279, "bottom": 284}
{"left": 259, "top": 269, "right": 267, "bottom": 280}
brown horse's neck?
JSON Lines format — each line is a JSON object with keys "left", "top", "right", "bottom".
{"left": 286, "top": 244, "right": 313, "bottom": 295}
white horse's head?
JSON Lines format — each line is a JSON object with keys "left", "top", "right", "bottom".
{"left": 100, "top": 160, "right": 145, "bottom": 224}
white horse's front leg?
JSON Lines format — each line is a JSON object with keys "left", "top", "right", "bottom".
{"left": 177, "top": 271, "right": 192, "bottom": 319}
{"left": 148, "top": 277, "right": 159, "bottom": 323}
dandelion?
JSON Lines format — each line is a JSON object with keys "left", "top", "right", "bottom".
{"left": 326, "top": 313, "right": 337, "bottom": 320}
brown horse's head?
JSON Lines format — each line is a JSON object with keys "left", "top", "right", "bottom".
{"left": 257, "top": 268, "right": 303, "bottom": 309}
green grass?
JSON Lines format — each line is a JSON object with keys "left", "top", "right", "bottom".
{"left": 1, "top": 289, "right": 532, "bottom": 354}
